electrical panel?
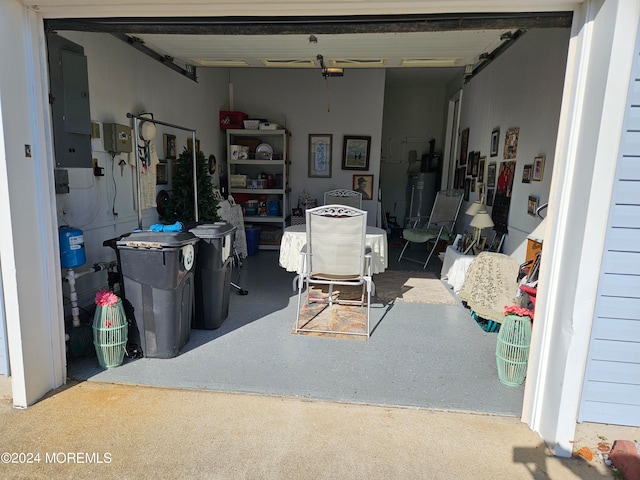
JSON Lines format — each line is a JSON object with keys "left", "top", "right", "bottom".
{"left": 104, "top": 123, "right": 132, "bottom": 153}
{"left": 47, "top": 33, "right": 92, "bottom": 168}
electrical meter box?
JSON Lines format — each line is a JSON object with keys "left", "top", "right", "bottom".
{"left": 104, "top": 123, "right": 132, "bottom": 153}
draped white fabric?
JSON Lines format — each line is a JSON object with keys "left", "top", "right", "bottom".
{"left": 279, "top": 224, "right": 388, "bottom": 274}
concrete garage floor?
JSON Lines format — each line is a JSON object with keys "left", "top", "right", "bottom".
{"left": 0, "top": 246, "right": 636, "bottom": 478}
{"left": 68, "top": 247, "right": 525, "bottom": 416}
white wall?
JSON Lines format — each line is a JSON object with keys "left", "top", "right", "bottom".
{"left": 228, "top": 68, "right": 386, "bottom": 222}
{"left": 380, "top": 80, "right": 449, "bottom": 225}
{"left": 0, "top": 2, "right": 66, "bottom": 405}
{"left": 55, "top": 31, "right": 229, "bottom": 308}
{"left": 456, "top": 28, "right": 571, "bottom": 259}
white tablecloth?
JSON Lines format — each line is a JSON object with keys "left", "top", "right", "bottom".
{"left": 440, "top": 246, "right": 476, "bottom": 293}
{"left": 279, "top": 224, "right": 388, "bottom": 274}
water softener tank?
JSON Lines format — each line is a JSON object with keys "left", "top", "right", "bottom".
{"left": 59, "top": 226, "right": 86, "bottom": 268}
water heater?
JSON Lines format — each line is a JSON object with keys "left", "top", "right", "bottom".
{"left": 59, "top": 226, "right": 86, "bottom": 268}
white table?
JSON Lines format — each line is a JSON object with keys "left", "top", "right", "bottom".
{"left": 440, "top": 245, "right": 476, "bottom": 293}
{"left": 279, "top": 224, "right": 388, "bottom": 275}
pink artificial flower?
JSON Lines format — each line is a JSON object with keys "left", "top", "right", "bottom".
{"left": 504, "top": 305, "right": 534, "bottom": 318}
{"left": 95, "top": 290, "right": 119, "bottom": 307}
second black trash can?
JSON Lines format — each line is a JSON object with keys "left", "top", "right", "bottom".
{"left": 190, "top": 222, "right": 236, "bottom": 329}
{"left": 116, "top": 231, "right": 198, "bottom": 359}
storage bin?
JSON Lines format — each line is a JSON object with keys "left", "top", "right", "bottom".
{"left": 246, "top": 227, "right": 261, "bottom": 256}
{"left": 219, "top": 111, "right": 248, "bottom": 130}
{"left": 190, "top": 223, "right": 236, "bottom": 330}
{"left": 243, "top": 119, "right": 260, "bottom": 130}
{"left": 116, "top": 231, "right": 198, "bottom": 359}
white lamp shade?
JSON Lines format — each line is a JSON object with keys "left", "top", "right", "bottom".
{"left": 528, "top": 217, "right": 547, "bottom": 243}
{"left": 465, "top": 200, "right": 483, "bottom": 217}
{"left": 470, "top": 210, "right": 494, "bottom": 229}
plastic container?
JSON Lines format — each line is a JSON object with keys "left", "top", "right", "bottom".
{"left": 190, "top": 223, "right": 236, "bottom": 330}
{"left": 59, "top": 226, "right": 86, "bottom": 268}
{"left": 268, "top": 200, "right": 280, "bottom": 216}
{"left": 245, "top": 227, "right": 261, "bottom": 256}
{"left": 219, "top": 111, "right": 248, "bottom": 130}
{"left": 116, "top": 231, "right": 198, "bottom": 358}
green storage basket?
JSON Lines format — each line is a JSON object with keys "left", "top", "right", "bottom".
{"left": 495, "top": 314, "right": 532, "bottom": 386}
{"left": 93, "top": 298, "right": 128, "bottom": 369}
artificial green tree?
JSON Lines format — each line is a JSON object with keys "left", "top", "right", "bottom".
{"left": 162, "top": 147, "right": 220, "bottom": 223}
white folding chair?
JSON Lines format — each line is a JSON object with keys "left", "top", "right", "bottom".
{"left": 398, "top": 189, "right": 464, "bottom": 269}
{"left": 323, "top": 189, "right": 363, "bottom": 209}
{"left": 295, "top": 204, "right": 372, "bottom": 338}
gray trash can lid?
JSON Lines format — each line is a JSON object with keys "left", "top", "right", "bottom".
{"left": 116, "top": 231, "right": 198, "bottom": 249}
{"left": 190, "top": 222, "right": 236, "bottom": 239}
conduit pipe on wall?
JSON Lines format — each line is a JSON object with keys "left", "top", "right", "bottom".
{"left": 64, "top": 262, "right": 116, "bottom": 327}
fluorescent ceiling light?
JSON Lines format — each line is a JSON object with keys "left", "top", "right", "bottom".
{"left": 401, "top": 58, "right": 462, "bottom": 67}
{"left": 331, "top": 58, "right": 386, "bottom": 67}
{"left": 260, "top": 59, "right": 316, "bottom": 68}
{"left": 191, "top": 58, "right": 249, "bottom": 67}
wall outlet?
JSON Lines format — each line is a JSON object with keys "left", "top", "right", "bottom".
{"left": 91, "top": 122, "right": 101, "bottom": 139}
{"left": 92, "top": 158, "right": 104, "bottom": 177}
{"left": 54, "top": 169, "right": 69, "bottom": 194}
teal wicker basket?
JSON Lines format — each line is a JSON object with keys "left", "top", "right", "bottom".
{"left": 495, "top": 314, "right": 532, "bottom": 386}
{"left": 93, "top": 298, "right": 128, "bottom": 369}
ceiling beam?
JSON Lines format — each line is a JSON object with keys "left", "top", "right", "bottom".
{"left": 111, "top": 33, "right": 198, "bottom": 82}
{"left": 45, "top": 12, "right": 572, "bottom": 35}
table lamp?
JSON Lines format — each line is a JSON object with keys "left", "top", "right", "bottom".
{"left": 465, "top": 209, "right": 494, "bottom": 254}
{"left": 465, "top": 198, "right": 483, "bottom": 217}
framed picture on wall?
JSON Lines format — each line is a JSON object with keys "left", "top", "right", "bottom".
{"left": 532, "top": 156, "right": 546, "bottom": 181}
{"left": 459, "top": 128, "right": 469, "bottom": 166}
{"left": 528, "top": 195, "right": 539, "bottom": 216}
{"left": 342, "top": 135, "right": 371, "bottom": 170}
{"left": 352, "top": 174, "right": 373, "bottom": 200}
{"left": 156, "top": 160, "right": 168, "bottom": 185}
{"left": 522, "top": 164, "right": 533, "bottom": 183}
{"left": 308, "top": 134, "right": 332, "bottom": 178}
{"left": 487, "top": 162, "right": 497, "bottom": 187}
{"left": 490, "top": 128, "right": 500, "bottom": 157}
{"left": 163, "top": 134, "right": 176, "bottom": 159}
{"left": 478, "top": 156, "right": 486, "bottom": 183}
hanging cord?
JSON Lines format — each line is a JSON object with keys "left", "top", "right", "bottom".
{"left": 325, "top": 76, "right": 332, "bottom": 112}
{"left": 110, "top": 152, "right": 118, "bottom": 217}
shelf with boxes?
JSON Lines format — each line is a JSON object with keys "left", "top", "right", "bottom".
{"left": 226, "top": 129, "right": 290, "bottom": 251}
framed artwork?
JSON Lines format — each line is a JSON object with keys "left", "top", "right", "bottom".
{"left": 478, "top": 183, "right": 485, "bottom": 201}
{"left": 156, "top": 160, "right": 168, "bottom": 185}
{"left": 478, "top": 156, "right": 486, "bottom": 183}
{"left": 308, "top": 134, "right": 332, "bottom": 178}
{"left": 463, "top": 177, "right": 471, "bottom": 201}
{"left": 522, "top": 164, "right": 533, "bottom": 183}
{"left": 497, "top": 160, "right": 517, "bottom": 197}
{"left": 528, "top": 195, "right": 539, "bottom": 216}
{"left": 208, "top": 154, "right": 217, "bottom": 175}
{"left": 486, "top": 188, "right": 495, "bottom": 207}
{"left": 342, "top": 135, "right": 371, "bottom": 170}
{"left": 471, "top": 151, "right": 480, "bottom": 177}
{"left": 163, "top": 133, "right": 176, "bottom": 159}
{"left": 533, "top": 156, "right": 546, "bottom": 181}
{"left": 187, "top": 137, "right": 201, "bottom": 153}
{"left": 503, "top": 127, "right": 519, "bottom": 159}
{"left": 490, "top": 128, "right": 500, "bottom": 157}
{"left": 352, "top": 174, "right": 373, "bottom": 200}
{"left": 459, "top": 128, "right": 469, "bottom": 166}
{"left": 487, "top": 162, "right": 497, "bottom": 187}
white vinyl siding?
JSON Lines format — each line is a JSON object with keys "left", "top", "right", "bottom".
{"left": 579, "top": 29, "right": 640, "bottom": 427}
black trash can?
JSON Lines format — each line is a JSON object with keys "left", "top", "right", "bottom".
{"left": 190, "top": 222, "right": 236, "bottom": 329}
{"left": 116, "top": 231, "right": 198, "bottom": 358}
